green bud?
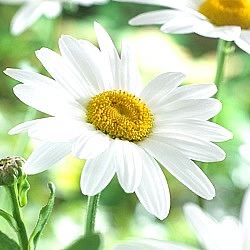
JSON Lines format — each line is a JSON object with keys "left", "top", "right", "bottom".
{"left": 18, "top": 175, "right": 30, "bottom": 207}
{"left": 0, "top": 157, "right": 25, "bottom": 186}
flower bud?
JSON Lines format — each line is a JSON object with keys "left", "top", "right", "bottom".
{"left": 0, "top": 157, "right": 25, "bottom": 186}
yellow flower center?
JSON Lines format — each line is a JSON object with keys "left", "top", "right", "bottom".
{"left": 199, "top": 0, "right": 250, "bottom": 29}
{"left": 86, "top": 90, "right": 154, "bottom": 142}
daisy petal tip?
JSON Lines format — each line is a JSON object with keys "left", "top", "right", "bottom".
{"left": 94, "top": 21, "right": 104, "bottom": 31}
{"left": 204, "top": 190, "right": 216, "bottom": 201}
{"left": 22, "top": 164, "right": 38, "bottom": 175}
{"left": 8, "top": 128, "right": 16, "bottom": 135}
{"left": 157, "top": 214, "right": 167, "bottom": 221}
{"left": 128, "top": 18, "right": 137, "bottom": 26}
{"left": 157, "top": 209, "right": 170, "bottom": 221}
{"left": 80, "top": 185, "right": 98, "bottom": 197}
{"left": 226, "top": 130, "right": 234, "bottom": 141}
{"left": 3, "top": 68, "right": 12, "bottom": 76}
{"left": 35, "top": 47, "right": 47, "bottom": 58}
{"left": 212, "top": 84, "right": 218, "bottom": 92}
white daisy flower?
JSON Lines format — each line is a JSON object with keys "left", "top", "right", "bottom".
{"left": 114, "top": 239, "right": 197, "bottom": 250}
{"left": 116, "top": 0, "right": 250, "bottom": 54}
{"left": 5, "top": 23, "right": 232, "bottom": 220}
{"left": 0, "top": 0, "right": 108, "bottom": 35}
{"left": 184, "top": 187, "right": 250, "bottom": 250}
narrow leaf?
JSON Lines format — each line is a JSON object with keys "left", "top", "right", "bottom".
{"left": 0, "top": 209, "right": 18, "bottom": 232}
{"left": 0, "top": 230, "right": 20, "bottom": 250}
{"left": 28, "top": 182, "right": 55, "bottom": 249}
{"left": 65, "top": 233, "right": 102, "bottom": 250}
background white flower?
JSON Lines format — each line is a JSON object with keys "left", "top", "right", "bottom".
{"left": 184, "top": 187, "right": 250, "bottom": 250}
{"left": 5, "top": 23, "right": 231, "bottom": 220}
{"left": 114, "top": 187, "right": 250, "bottom": 250}
{"left": 0, "top": 0, "right": 108, "bottom": 35}
{"left": 116, "top": 0, "right": 250, "bottom": 54}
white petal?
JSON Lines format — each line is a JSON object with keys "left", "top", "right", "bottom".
{"left": 72, "top": 130, "right": 111, "bottom": 159}
{"left": 150, "top": 134, "right": 226, "bottom": 162}
{"left": 166, "top": 84, "right": 217, "bottom": 102}
{"left": 217, "top": 217, "right": 244, "bottom": 250}
{"left": 155, "top": 98, "right": 222, "bottom": 121}
{"left": 114, "top": 240, "right": 196, "bottom": 250}
{"left": 184, "top": 203, "right": 220, "bottom": 250}
{"left": 115, "top": 0, "right": 201, "bottom": 10}
{"left": 160, "top": 19, "right": 199, "bottom": 34}
{"left": 80, "top": 145, "right": 116, "bottom": 195}
{"left": 140, "top": 138, "right": 215, "bottom": 199}
{"left": 36, "top": 48, "right": 92, "bottom": 101}
{"left": 152, "top": 84, "right": 218, "bottom": 110}
{"left": 10, "top": 117, "right": 87, "bottom": 142}
{"left": 135, "top": 152, "right": 170, "bottom": 220}
{"left": 11, "top": 2, "right": 44, "bottom": 35}
{"left": 194, "top": 21, "right": 241, "bottom": 41}
{"left": 159, "top": 10, "right": 204, "bottom": 34}
{"left": 42, "top": 1, "right": 62, "bottom": 18}
{"left": 13, "top": 83, "right": 83, "bottom": 118}
{"left": 139, "top": 72, "right": 185, "bottom": 108}
{"left": 155, "top": 119, "right": 233, "bottom": 142}
{"left": 23, "top": 142, "right": 71, "bottom": 174}
{"left": 72, "top": 0, "right": 108, "bottom": 5}
{"left": 235, "top": 31, "right": 250, "bottom": 54}
{"left": 94, "top": 22, "right": 120, "bottom": 89}
{"left": 9, "top": 119, "right": 37, "bottom": 135}
{"left": 129, "top": 10, "right": 179, "bottom": 26}
{"left": 241, "top": 188, "right": 250, "bottom": 247}
{"left": 114, "top": 140, "right": 143, "bottom": 193}
{"left": 59, "top": 35, "right": 110, "bottom": 92}
{"left": 0, "top": 0, "right": 28, "bottom": 4}
{"left": 4, "top": 68, "right": 57, "bottom": 87}
{"left": 120, "top": 41, "right": 143, "bottom": 94}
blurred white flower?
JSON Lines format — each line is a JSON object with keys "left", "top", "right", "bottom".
{"left": 5, "top": 23, "right": 231, "bottom": 220}
{"left": 114, "top": 188, "right": 250, "bottom": 250}
{"left": 117, "top": 0, "right": 250, "bottom": 53}
{"left": 114, "top": 239, "right": 197, "bottom": 250}
{"left": 184, "top": 188, "right": 250, "bottom": 250}
{"left": 0, "top": 0, "right": 108, "bottom": 35}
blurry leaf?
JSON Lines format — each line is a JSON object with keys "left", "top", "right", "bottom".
{"left": 0, "top": 209, "right": 18, "bottom": 232}
{"left": 28, "top": 182, "right": 55, "bottom": 249}
{"left": 65, "top": 233, "right": 102, "bottom": 250}
{"left": 0, "top": 230, "right": 20, "bottom": 250}
{"left": 17, "top": 175, "right": 30, "bottom": 207}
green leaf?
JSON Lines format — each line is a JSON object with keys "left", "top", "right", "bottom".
{"left": 0, "top": 230, "right": 20, "bottom": 250}
{"left": 0, "top": 209, "right": 18, "bottom": 232}
{"left": 65, "top": 233, "right": 102, "bottom": 250}
{"left": 28, "top": 182, "right": 55, "bottom": 250}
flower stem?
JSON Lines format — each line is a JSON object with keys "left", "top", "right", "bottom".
{"left": 214, "top": 39, "right": 232, "bottom": 98}
{"left": 198, "top": 39, "right": 232, "bottom": 208}
{"left": 85, "top": 194, "right": 101, "bottom": 236}
{"left": 6, "top": 184, "right": 28, "bottom": 250}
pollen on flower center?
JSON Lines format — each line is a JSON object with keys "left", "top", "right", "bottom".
{"left": 86, "top": 90, "right": 154, "bottom": 142}
{"left": 199, "top": 0, "right": 250, "bottom": 29}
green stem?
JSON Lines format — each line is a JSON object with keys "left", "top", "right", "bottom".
{"left": 85, "top": 194, "right": 101, "bottom": 236}
{"left": 6, "top": 184, "right": 28, "bottom": 250}
{"left": 214, "top": 39, "right": 232, "bottom": 99}
{"left": 198, "top": 39, "right": 232, "bottom": 208}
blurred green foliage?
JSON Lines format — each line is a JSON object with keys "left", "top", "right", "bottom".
{"left": 0, "top": 1, "right": 250, "bottom": 250}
